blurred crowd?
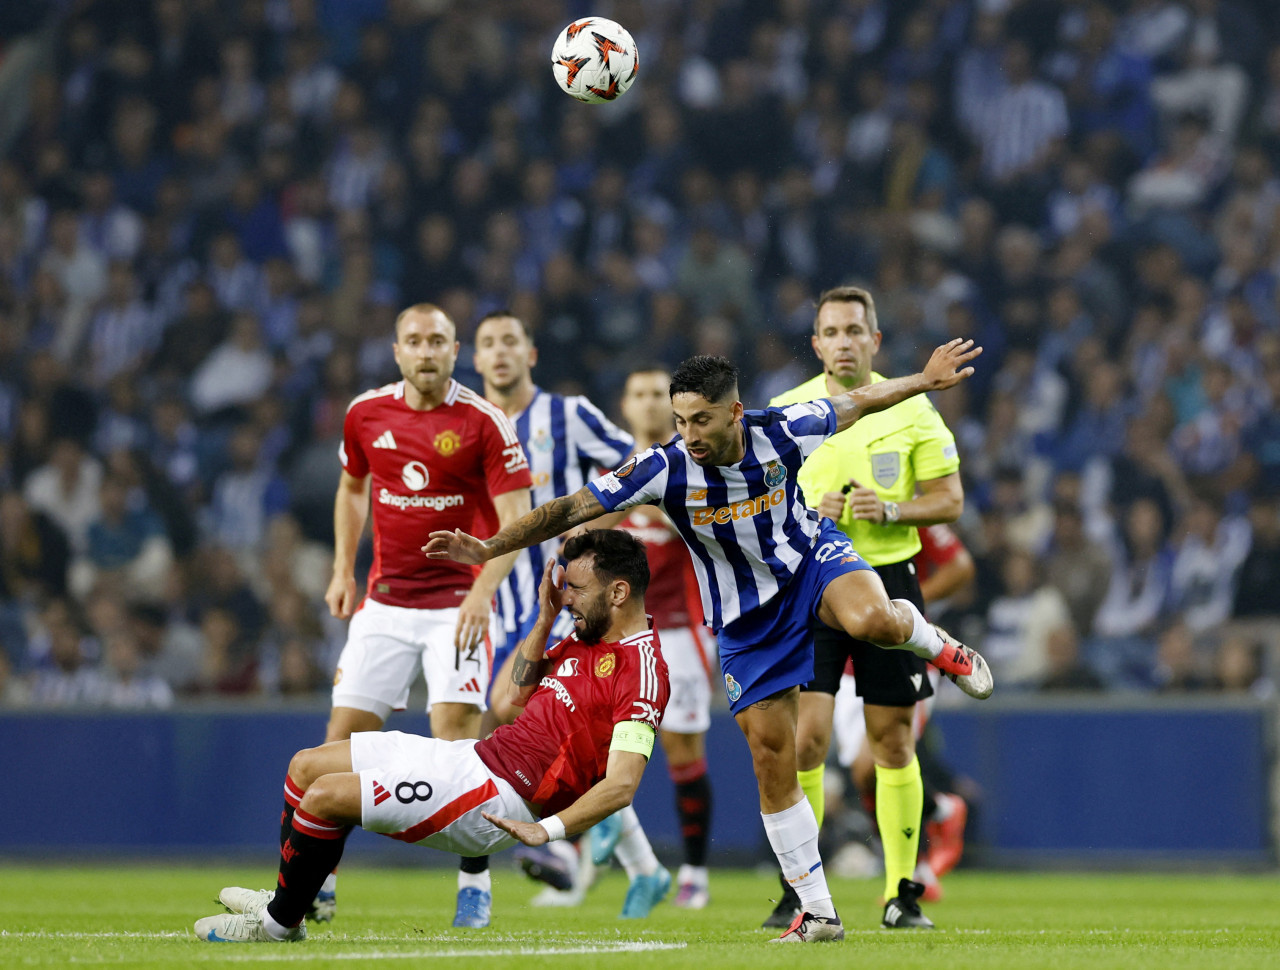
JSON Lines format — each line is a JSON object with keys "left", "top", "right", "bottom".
{"left": 1, "top": 0, "right": 1279, "bottom": 709}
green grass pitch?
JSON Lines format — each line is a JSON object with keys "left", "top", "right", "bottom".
{"left": 2, "top": 864, "right": 1279, "bottom": 969}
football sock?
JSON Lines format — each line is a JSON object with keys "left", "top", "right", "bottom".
{"left": 923, "top": 785, "right": 940, "bottom": 822}
{"left": 876, "top": 757, "right": 924, "bottom": 903}
{"left": 281, "top": 776, "right": 304, "bottom": 849}
{"left": 893, "top": 599, "right": 943, "bottom": 659}
{"left": 267, "top": 808, "right": 352, "bottom": 929}
{"left": 796, "top": 764, "right": 826, "bottom": 829}
{"left": 612, "top": 805, "right": 660, "bottom": 879}
{"left": 457, "top": 868, "right": 491, "bottom": 892}
{"left": 761, "top": 796, "right": 835, "bottom": 918}
{"left": 670, "top": 758, "right": 712, "bottom": 867}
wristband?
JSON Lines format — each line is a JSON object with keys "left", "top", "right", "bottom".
{"left": 538, "top": 814, "right": 566, "bottom": 842}
{"left": 882, "top": 501, "right": 900, "bottom": 524}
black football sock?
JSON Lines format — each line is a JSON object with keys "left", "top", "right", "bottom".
{"left": 671, "top": 758, "right": 712, "bottom": 867}
{"left": 267, "top": 808, "right": 352, "bottom": 928}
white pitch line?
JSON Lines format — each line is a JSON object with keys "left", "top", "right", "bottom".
{"left": 217, "top": 942, "right": 689, "bottom": 962}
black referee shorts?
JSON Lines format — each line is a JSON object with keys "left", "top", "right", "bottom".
{"left": 802, "top": 558, "right": 932, "bottom": 708}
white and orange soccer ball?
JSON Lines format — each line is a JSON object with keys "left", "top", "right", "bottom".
{"left": 551, "top": 17, "right": 638, "bottom": 104}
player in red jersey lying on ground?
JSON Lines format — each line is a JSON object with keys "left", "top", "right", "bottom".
{"left": 193, "top": 529, "right": 669, "bottom": 943}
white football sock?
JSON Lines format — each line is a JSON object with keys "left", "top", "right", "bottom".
{"left": 894, "top": 598, "right": 943, "bottom": 659}
{"left": 458, "top": 869, "right": 491, "bottom": 892}
{"left": 611, "top": 805, "right": 659, "bottom": 879}
{"left": 261, "top": 909, "right": 292, "bottom": 940}
{"left": 320, "top": 873, "right": 336, "bottom": 894}
{"left": 761, "top": 796, "right": 836, "bottom": 919}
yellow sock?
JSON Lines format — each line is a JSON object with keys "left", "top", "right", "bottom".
{"left": 796, "top": 765, "right": 826, "bottom": 829}
{"left": 875, "top": 757, "right": 923, "bottom": 902}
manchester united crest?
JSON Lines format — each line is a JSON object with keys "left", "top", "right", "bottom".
{"left": 434, "top": 429, "right": 462, "bottom": 456}
{"left": 595, "top": 653, "right": 616, "bottom": 677}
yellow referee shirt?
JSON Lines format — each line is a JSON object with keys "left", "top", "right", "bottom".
{"left": 769, "top": 373, "right": 959, "bottom": 566}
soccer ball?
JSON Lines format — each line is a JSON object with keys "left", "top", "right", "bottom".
{"left": 551, "top": 17, "right": 638, "bottom": 104}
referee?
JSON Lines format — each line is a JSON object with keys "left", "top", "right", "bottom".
{"left": 769, "top": 286, "right": 964, "bottom": 930}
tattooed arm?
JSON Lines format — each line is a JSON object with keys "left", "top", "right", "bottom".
{"left": 423, "top": 486, "right": 607, "bottom": 565}
{"left": 828, "top": 338, "right": 982, "bottom": 435}
{"left": 507, "top": 558, "right": 565, "bottom": 708}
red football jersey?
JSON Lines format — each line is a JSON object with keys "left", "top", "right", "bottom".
{"left": 617, "top": 508, "right": 702, "bottom": 630}
{"left": 474, "top": 627, "right": 669, "bottom": 817}
{"left": 913, "top": 523, "right": 966, "bottom": 585}
{"left": 340, "top": 379, "right": 532, "bottom": 609}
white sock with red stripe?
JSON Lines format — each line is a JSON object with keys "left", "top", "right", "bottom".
{"left": 894, "top": 599, "right": 943, "bottom": 659}
{"left": 611, "top": 805, "right": 659, "bottom": 879}
{"left": 762, "top": 796, "right": 835, "bottom": 919}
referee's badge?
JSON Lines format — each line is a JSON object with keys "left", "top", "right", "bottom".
{"left": 871, "top": 452, "right": 900, "bottom": 488}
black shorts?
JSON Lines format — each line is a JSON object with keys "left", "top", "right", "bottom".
{"left": 802, "top": 558, "right": 932, "bottom": 708}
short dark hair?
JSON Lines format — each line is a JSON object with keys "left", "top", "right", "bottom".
{"left": 394, "top": 303, "right": 455, "bottom": 340}
{"left": 669, "top": 355, "right": 739, "bottom": 403}
{"left": 814, "top": 285, "right": 879, "bottom": 334}
{"left": 563, "top": 529, "right": 650, "bottom": 599}
{"left": 475, "top": 310, "right": 534, "bottom": 342}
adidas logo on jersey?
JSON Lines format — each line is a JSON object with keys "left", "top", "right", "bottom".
{"left": 459, "top": 678, "right": 483, "bottom": 694}
{"left": 372, "top": 430, "right": 398, "bottom": 449}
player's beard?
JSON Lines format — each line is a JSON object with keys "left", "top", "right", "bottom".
{"left": 570, "top": 593, "right": 611, "bottom": 643}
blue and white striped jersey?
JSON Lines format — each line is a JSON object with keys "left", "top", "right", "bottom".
{"left": 496, "top": 388, "right": 634, "bottom": 636}
{"left": 587, "top": 400, "right": 838, "bottom": 631}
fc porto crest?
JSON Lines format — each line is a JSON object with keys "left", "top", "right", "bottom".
{"left": 764, "top": 460, "right": 787, "bottom": 488}
{"left": 434, "top": 429, "right": 462, "bottom": 456}
{"left": 871, "top": 451, "right": 900, "bottom": 488}
{"left": 724, "top": 673, "right": 742, "bottom": 703}
{"left": 595, "top": 652, "right": 616, "bottom": 677}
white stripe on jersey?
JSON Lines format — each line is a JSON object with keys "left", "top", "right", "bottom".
{"left": 496, "top": 390, "right": 633, "bottom": 635}
{"left": 588, "top": 401, "right": 835, "bottom": 630}
{"left": 455, "top": 385, "right": 520, "bottom": 446}
{"left": 346, "top": 381, "right": 400, "bottom": 412}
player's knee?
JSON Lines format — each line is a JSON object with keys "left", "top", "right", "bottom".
{"left": 299, "top": 775, "right": 343, "bottom": 819}
{"left": 288, "top": 746, "right": 325, "bottom": 790}
{"left": 795, "top": 731, "right": 830, "bottom": 772}
{"left": 867, "top": 731, "right": 914, "bottom": 769}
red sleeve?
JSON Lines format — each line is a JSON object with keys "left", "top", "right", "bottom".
{"left": 916, "top": 524, "right": 964, "bottom": 572}
{"left": 478, "top": 409, "right": 532, "bottom": 496}
{"left": 339, "top": 403, "right": 369, "bottom": 478}
{"left": 612, "top": 635, "right": 668, "bottom": 731}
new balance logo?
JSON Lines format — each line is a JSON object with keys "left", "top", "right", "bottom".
{"left": 460, "top": 678, "right": 482, "bottom": 694}
{"left": 372, "top": 781, "right": 390, "bottom": 806}
{"left": 372, "top": 430, "right": 398, "bottom": 449}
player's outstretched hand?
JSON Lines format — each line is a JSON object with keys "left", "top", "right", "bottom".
{"left": 482, "top": 811, "right": 549, "bottom": 846}
{"left": 922, "top": 338, "right": 982, "bottom": 390}
{"left": 423, "top": 529, "right": 490, "bottom": 564}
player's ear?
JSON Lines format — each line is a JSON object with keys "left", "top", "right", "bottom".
{"left": 731, "top": 401, "right": 744, "bottom": 421}
{"left": 610, "top": 578, "right": 629, "bottom": 605}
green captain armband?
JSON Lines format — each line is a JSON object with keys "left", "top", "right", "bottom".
{"left": 610, "top": 720, "right": 656, "bottom": 757}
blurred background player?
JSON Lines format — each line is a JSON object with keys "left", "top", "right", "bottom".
{"left": 833, "top": 522, "right": 976, "bottom": 902}
{"left": 768, "top": 286, "right": 967, "bottom": 930}
{"left": 472, "top": 309, "right": 633, "bottom": 900}
{"left": 323, "top": 303, "right": 532, "bottom": 929}
{"left": 592, "top": 364, "right": 718, "bottom": 913}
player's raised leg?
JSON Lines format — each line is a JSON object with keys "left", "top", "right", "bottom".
{"left": 816, "top": 567, "right": 992, "bottom": 699}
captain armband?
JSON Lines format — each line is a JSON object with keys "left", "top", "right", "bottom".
{"left": 610, "top": 720, "right": 656, "bottom": 758}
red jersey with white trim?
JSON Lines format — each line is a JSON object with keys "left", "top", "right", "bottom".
{"left": 617, "top": 508, "right": 702, "bottom": 630}
{"left": 340, "top": 379, "right": 531, "bottom": 609}
{"left": 474, "top": 627, "right": 669, "bottom": 816}
{"left": 913, "top": 523, "right": 965, "bottom": 584}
